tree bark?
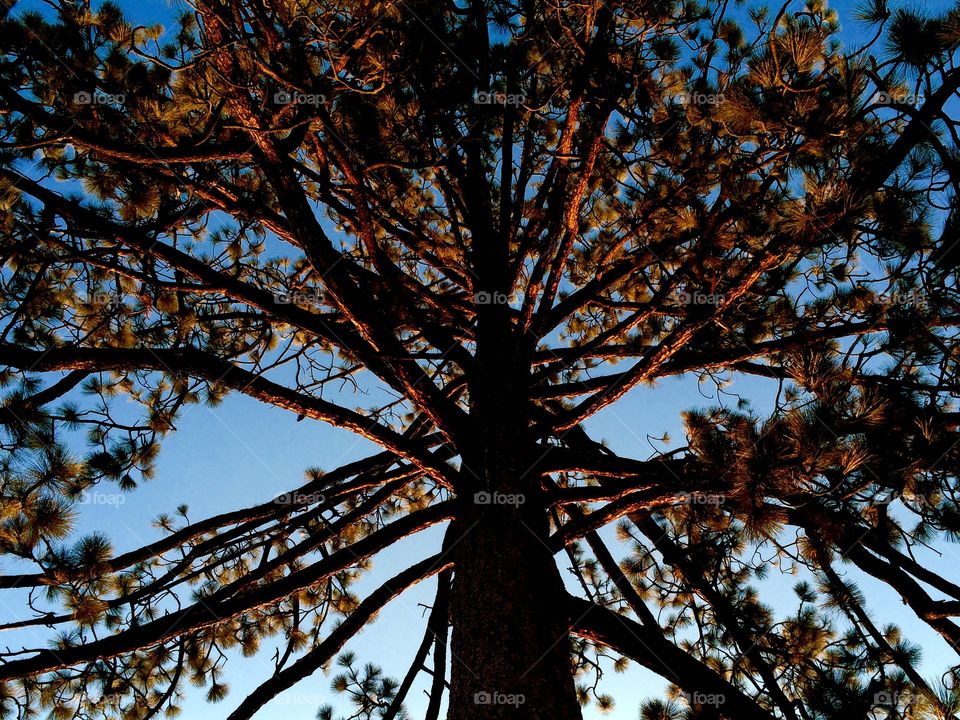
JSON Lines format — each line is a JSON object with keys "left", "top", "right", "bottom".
{"left": 448, "top": 367, "right": 582, "bottom": 719}
{"left": 447, "top": 488, "right": 582, "bottom": 720}
{"left": 448, "top": 150, "right": 583, "bottom": 715}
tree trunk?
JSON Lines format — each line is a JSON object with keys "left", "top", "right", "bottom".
{"left": 446, "top": 455, "right": 583, "bottom": 720}
{"left": 451, "top": 205, "right": 581, "bottom": 717}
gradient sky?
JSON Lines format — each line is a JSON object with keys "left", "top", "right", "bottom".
{"left": 2, "top": 0, "right": 958, "bottom": 718}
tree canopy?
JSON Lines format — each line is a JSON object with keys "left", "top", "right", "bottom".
{"left": 2, "top": 0, "right": 960, "bottom": 718}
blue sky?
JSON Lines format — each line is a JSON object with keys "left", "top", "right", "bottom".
{"left": 2, "top": 0, "right": 959, "bottom": 718}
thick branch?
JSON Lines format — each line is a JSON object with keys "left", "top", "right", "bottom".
{"left": 0, "top": 343, "right": 455, "bottom": 485}
{"left": 567, "top": 595, "right": 780, "bottom": 720}
{"left": 226, "top": 553, "right": 452, "bottom": 720}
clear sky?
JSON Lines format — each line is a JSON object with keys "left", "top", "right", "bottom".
{"left": 2, "top": 0, "right": 958, "bottom": 719}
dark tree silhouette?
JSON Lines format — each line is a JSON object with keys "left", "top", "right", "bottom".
{"left": 2, "top": 0, "right": 960, "bottom": 718}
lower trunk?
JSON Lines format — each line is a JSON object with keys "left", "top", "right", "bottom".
{"left": 446, "top": 495, "right": 582, "bottom": 720}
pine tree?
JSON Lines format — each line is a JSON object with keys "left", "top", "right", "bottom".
{"left": 1, "top": 0, "right": 960, "bottom": 718}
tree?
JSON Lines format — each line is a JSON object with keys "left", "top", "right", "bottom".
{"left": 1, "top": 0, "right": 960, "bottom": 717}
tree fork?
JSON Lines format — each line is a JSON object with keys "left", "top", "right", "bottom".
{"left": 448, "top": 229, "right": 581, "bottom": 717}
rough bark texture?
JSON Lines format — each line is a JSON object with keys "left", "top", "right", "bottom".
{"left": 446, "top": 279, "right": 582, "bottom": 718}
{"left": 447, "top": 481, "right": 581, "bottom": 720}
